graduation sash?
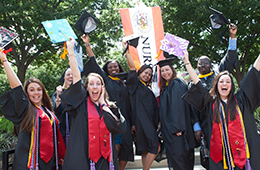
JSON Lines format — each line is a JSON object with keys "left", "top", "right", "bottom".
{"left": 27, "top": 106, "right": 66, "bottom": 169}
{"left": 199, "top": 71, "right": 213, "bottom": 79}
{"left": 87, "top": 97, "right": 111, "bottom": 163}
{"left": 108, "top": 75, "right": 120, "bottom": 81}
{"left": 210, "top": 100, "right": 250, "bottom": 169}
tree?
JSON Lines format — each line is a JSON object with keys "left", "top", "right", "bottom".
{"left": 0, "top": 0, "right": 133, "bottom": 84}
{"left": 155, "top": 0, "right": 260, "bottom": 84}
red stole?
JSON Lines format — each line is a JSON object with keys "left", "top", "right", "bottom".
{"left": 88, "top": 97, "right": 111, "bottom": 163}
{"left": 37, "top": 107, "right": 66, "bottom": 162}
{"left": 210, "top": 101, "right": 247, "bottom": 169}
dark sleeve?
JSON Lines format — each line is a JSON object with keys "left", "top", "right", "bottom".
{"left": 236, "top": 67, "right": 260, "bottom": 112}
{"left": 103, "top": 106, "right": 127, "bottom": 134}
{"left": 0, "top": 86, "right": 28, "bottom": 125}
{"left": 125, "top": 70, "right": 138, "bottom": 95}
{"left": 182, "top": 81, "right": 212, "bottom": 112}
{"left": 60, "top": 80, "right": 87, "bottom": 115}
{"left": 218, "top": 50, "right": 238, "bottom": 73}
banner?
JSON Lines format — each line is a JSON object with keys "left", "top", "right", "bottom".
{"left": 119, "top": 6, "right": 164, "bottom": 96}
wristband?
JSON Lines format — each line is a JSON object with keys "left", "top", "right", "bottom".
{"left": 101, "top": 103, "right": 108, "bottom": 107}
{"left": 84, "top": 44, "right": 91, "bottom": 47}
{"left": 56, "top": 99, "right": 61, "bottom": 102}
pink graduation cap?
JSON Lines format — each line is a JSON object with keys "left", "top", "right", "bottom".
{"left": 158, "top": 33, "right": 189, "bottom": 59}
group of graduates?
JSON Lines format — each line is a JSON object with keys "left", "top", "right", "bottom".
{"left": 1, "top": 21, "right": 260, "bottom": 170}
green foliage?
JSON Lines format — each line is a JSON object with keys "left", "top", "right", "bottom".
{"left": 155, "top": 0, "right": 260, "bottom": 84}
{"left": 0, "top": 117, "right": 16, "bottom": 151}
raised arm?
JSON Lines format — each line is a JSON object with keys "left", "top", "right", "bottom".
{"left": 81, "top": 34, "right": 94, "bottom": 58}
{"left": 253, "top": 53, "right": 260, "bottom": 71}
{"left": 66, "top": 38, "right": 81, "bottom": 84}
{"left": 183, "top": 51, "right": 200, "bottom": 84}
{"left": 0, "top": 49, "right": 21, "bottom": 88}
{"left": 123, "top": 41, "right": 136, "bottom": 71}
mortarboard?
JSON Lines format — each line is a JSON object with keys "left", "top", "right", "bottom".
{"left": 42, "top": 19, "right": 77, "bottom": 44}
{"left": 209, "top": 7, "right": 231, "bottom": 43}
{"left": 156, "top": 57, "right": 176, "bottom": 68}
{"left": 155, "top": 33, "right": 189, "bottom": 59}
{"left": 74, "top": 10, "right": 99, "bottom": 34}
{"left": 0, "top": 27, "right": 19, "bottom": 49}
{"left": 122, "top": 34, "right": 140, "bottom": 57}
{"left": 209, "top": 7, "right": 229, "bottom": 29}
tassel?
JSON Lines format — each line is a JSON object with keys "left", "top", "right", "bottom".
{"left": 35, "top": 163, "right": 39, "bottom": 170}
{"left": 90, "top": 160, "right": 95, "bottom": 170}
{"left": 109, "top": 162, "right": 114, "bottom": 170}
{"left": 245, "top": 159, "right": 252, "bottom": 170}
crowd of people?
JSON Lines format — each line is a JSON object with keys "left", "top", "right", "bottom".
{"left": 1, "top": 22, "right": 260, "bottom": 170}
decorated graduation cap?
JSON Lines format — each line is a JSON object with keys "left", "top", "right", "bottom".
{"left": 209, "top": 7, "right": 230, "bottom": 29}
{"left": 0, "top": 27, "right": 19, "bottom": 54}
{"left": 122, "top": 33, "right": 140, "bottom": 56}
{"left": 74, "top": 10, "right": 99, "bottom": 34}
{"left": 156, "top": 58, "right": 176, "bottom": 68}
{"left": 155, "top": 33, "right": 189, "bottom": 59}
{"left": 42, "top": 19, "right": 77, "bottom": 44}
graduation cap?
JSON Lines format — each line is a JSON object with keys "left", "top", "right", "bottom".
{"left": 0, "top": 27, "right": 18, "bottom": 54}
{"left": 122, "top": 34, "right": 140, "bottom": 57}
{"left": 42, "top": 19, "right": 77, "bottom": 44}
{"left": 209, "top": 7, "right": 229, "bottom": 29}
{"left": 156, "top": 57, "right": 176, "bottom": 68}
{"left": 209, "top": 7, "right": 230, "bottom": 43}
{"left": 74, "top": 10, "right": 99, "bottom": 34}
{"left": 155, "top": 33, "right": 189, "bottom": 59}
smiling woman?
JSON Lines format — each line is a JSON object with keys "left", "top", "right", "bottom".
{"left": 183, "top": 50, "right": 260, "bottom": 170}
{"left": 0, "top": 50, "right": 66, "bottom": 170}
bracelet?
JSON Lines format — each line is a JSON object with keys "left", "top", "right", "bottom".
{"left": 56, "top": 99, "right": 61, "bottom": 102}
{"left": 184, "top": 62, "right": 190, "bottom": 65}
{"left": 101, "top": 103, "right": 108, "bottom": 107}
{"left": 84, "top": 43, "right": 91, "bottom": 47}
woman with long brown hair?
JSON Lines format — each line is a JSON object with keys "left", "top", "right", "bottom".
{"left": 183, "top": 50, "right": 260, "bottom": 169}
{"left": 157, "top": 58, "right": 196, "bottom": 170}
{"left": 0, "top": 50, "right": 66, "bottom": 170}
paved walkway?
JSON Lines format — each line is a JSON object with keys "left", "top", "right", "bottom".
{"left": 126, "top": 165, "right": 205, "bottom": 170}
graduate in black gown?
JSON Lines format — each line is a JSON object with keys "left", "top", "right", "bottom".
{"left": 51, "top": 68, "right": 73, "bottom": 146}
{"left": 0, "top": 50, "right": 66, "bottom": 169}
{"left": 182, "top": 50, "right": 260, "bottom": 170}
{"left": 157, "top": 58, "right": 196, "bottom": 170}
{"left": 190, "top": 24, "right": 238, "bottom": 143}
{"left": 122, "top": 41, "right": 159, "bottom": 169}
{"left": 80, "top": 34, "right": 134, "bottom": 170}
{"left": 60, "top": 38, "right": 127, "bottom": 170}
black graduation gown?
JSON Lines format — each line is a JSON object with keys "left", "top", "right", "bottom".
{"left": 183, "top": 67, "right": 260, "bottom": 170}
{"left": 159, "top": 78, "right": 196, "bottom": 170}
{"left": 125, "top": 70, "right": 159, "bottom": 155}
{"left": 189, "top": 50, "right": 238, "bottom": 126}
{"left": 51, "top": 90, "right": 72, "bottom": 145}
{"left": 81, "top": 56, "right": 134, "bottom": 161}
{"left": 60, "top": 80, "right": 127, "bottom": 170}
{"left": 0, "top": 86, "right": 60, "bottom": 170}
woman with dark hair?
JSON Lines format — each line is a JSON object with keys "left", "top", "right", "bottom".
{"left": 51, "top": 68, "right": 73, "bottom": 146}
{"left": 157, "top": 58, "right": 196, "bottom": 170}
{"left": 123, "top": 42, "right": 159, "bottom": 170}
{"left": 80, "top": 34, "right": 134, "bottom": 170}
{"left": 182, "top": 51, "right": 260, "bottom": 169}
{"left": 60, "top": 38, "right": 126, "bottom": 170}
{"left": 0, "top": 50, "right": 66, "bottom": 169}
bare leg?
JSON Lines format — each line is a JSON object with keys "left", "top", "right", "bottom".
{"left": 142, "top": 145, "right": 161, "bottom": 170}
{"left": 119, "top": 160, "right": 128, "bottom": 170}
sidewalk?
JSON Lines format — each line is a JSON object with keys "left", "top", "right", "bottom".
{"left": 125, "top": 148, "right": 206, "bottom": 170}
